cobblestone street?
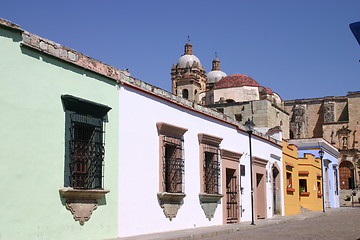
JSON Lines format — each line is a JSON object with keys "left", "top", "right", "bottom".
{"left": 200, "top": 207, "right": 360, "bottom": 240}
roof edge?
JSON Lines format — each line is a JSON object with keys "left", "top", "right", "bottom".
{"left": 0, "top": 17, "right": 23, "bottom": 32}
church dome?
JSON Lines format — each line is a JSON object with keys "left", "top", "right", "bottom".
{"left": 215, "top": 73, "right": 261, "bottom": 89}
{"left": 207, "top": 70, "right": 227, "bottom": 83}
{"left": 177, "top": 54, "right": 202, "bottom": 68}
{"left": 207, "top": 57, "right": 227, "bottom": 83}
{"left": 177, "top": 42, "right": 202, "bottom": 68}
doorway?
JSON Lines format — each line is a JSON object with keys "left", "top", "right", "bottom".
{"left": 272, "top": 165, "right": 281, "bottom": 215}
{"left": 226, "top": 168, "right": 239, "bottom": 223}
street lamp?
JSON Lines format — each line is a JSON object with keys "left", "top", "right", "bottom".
{"left": 244, "top": 118, "right": 255, "bottom": 225}
{"left": 349, "top": 164, "right": 355, "bottom": 208}
{"left": 318, "top": 149, "right": 325, "bottom": 212}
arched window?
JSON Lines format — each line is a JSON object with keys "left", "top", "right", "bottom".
{"left": 182, "top": 89, "right": 189, "bottom": 99}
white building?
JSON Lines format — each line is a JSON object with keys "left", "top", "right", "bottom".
{"left": 117, "top": 75, "right": 283, "bottom": 237}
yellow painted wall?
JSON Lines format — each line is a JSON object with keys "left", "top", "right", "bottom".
{"left": 282, "top": 141, "right": 301, "bottom": 215}
{"left": 298, "top": 153, "right": 323, "bottom": 211}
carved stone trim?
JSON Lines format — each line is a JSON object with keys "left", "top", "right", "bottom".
{"left": 199, "top": 193, "right": 223, "bottom": 220}
{"left": 66, "top": 199, "right": 98, "bottom": 225}
{"left": 59, "top": 188, "right": 110, "bottom": 225}
{"left": 157, "top": 192, "right": 186, "bottom": 221}
{"left": 156, "top": 122, "right": 188, "bottom": 138}
{"left": 59, "top": 187, "right": 110, "bottom": 200}
{"left": 198, "top": 133, "right": 223, "bottom": 146}
{"left": 221, "top": 149, "right": 242, "bottom": 162}
{"left": 253, "top": 156, "right": 268, "bottom": 167}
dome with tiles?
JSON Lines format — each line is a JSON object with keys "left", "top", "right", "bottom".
{"left": 214, "top": 73, "right": 261, "bottom": 89}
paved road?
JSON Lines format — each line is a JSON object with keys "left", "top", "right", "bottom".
{"left": 200, "top": 208, "right": 360, "bottom": 240}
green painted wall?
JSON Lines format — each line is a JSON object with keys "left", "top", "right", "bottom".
{"left": 0, "top": 27, "right": 118, "bottom": 240}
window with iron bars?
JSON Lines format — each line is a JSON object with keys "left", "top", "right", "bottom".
{"left": 203, "top": 144, "right": 220, "bottom": 194}
{"left": 162, "top": 136, "right": 184, "bottom": 193}
{"left": 62, "top": 95, "right": 111, "bottom": 190}
{"left": 69, "top": 113, "right": 105, "bottom": 189}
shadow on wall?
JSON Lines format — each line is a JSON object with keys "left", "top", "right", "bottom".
{"left": 0, "top": 27, "right": 22, "bottom": 42}
{"left": 20, "top": 46, "right": 117, "bottom": 87}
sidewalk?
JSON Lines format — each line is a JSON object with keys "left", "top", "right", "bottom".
{"left": 116, "top": 208, "right": 346, "bottom": 240}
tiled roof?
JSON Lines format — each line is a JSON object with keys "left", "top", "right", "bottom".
{"left": 262, "top": 86, "right": 274, "bottom": 94}
{"left": 214, "top": 73, "right": 261, "bottom": 89}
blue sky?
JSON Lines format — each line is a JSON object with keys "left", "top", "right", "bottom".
{"left": 1, "top": 1, "right": 360, "bottom": 100}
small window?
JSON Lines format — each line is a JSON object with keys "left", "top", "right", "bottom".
{"left": 286, "top": 172, "right": 292, "bottom": 188}
{"left": 182, "top": 89, "right": 189, "bottom": 99}
{"left": 317, "top": 181, "right": 322, "bottom": 197}
{"left": 299, "top": 179, "right": 308, "bottom": 193}
{"left": 235, "top": 114, "right": 242, "bottom": 122}
{"left": 240, "top": 164, "right": 245, "bottom": 176}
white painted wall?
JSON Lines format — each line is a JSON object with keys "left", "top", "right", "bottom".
{"left": 117, "top": 85, "right": 282, "bottom": 237}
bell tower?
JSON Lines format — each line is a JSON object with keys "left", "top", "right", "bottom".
{"left": 171, "top": 42, "right": 207, "bottom": 103}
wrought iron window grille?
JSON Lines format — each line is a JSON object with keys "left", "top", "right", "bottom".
{"left": 69, "top": 112, "right": 105, "bottom": 190}
{"left": 203, "top": 144, "right": 220, "bottom": 194}
{"left": 162, "top": 136, "right": 184, "bottom": 193}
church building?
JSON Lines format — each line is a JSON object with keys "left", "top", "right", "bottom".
{"left": 171, "top": 42, "right": 290, "bottom": 139}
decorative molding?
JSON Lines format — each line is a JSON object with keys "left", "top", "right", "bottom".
{"left": 59, "top": 188, "right": 109, "bottom": 225}
{"left": 199, "top": 193, "right": 223, "bottom": 220}
{"left": 156, "top": 122, "right": 188, "bottom": 138}
{"left": 157, "top": 192, "right": 186, "bottom": 221}
{"left": 253, "top": 156, "right": 268, "bottom": 167}
{"left": 198, "top": 133, "right": 223, "bottom": 146}
{"left": 220, "top": 149, "right": 242, "bottom": 162}
{"left": 66, "top": 200, "right": 98, "bottom": 225}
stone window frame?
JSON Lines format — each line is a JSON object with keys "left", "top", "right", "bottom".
{"left": 198, "top": 134, "right": 224, "bottom": 220}
{"left": 59, "top": 95, "right": 111, "bottom": 225}
{"left": 198, "top": 133, "right": 223, "bottom": 194}
{"left": 156, "top": 122, "right": 188, "bottom": 221}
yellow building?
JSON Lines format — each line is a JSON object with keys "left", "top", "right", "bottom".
{"left": 298, "top": 153, "right": 323, "bottom": 211}
{"left": 283, "top": 141, "right": 323, "bottom": 215}
{"left": 283, "top": 141, "right": 301, "bottom": 215}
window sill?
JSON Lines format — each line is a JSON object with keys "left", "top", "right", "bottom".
{"left": 300, "top": 192, "right": 310, "bottom": 196}
{"left": 59, "top": 187, "right": 110, "bottom": 200}
{"left": 286, "top": 187, "right": 295, "bottom": 192}
{"left": 199, "top": 193, "right": 223, "bottom": 203}
{"left": 59, "top": 187, "right": 110, "bottom": 225}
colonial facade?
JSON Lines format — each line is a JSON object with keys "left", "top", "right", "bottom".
{"left": 285, "top": 92, "right": 360, "bottom": 191}
{"left": 1, "top": 18, "right": 284, "bottom": 240}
